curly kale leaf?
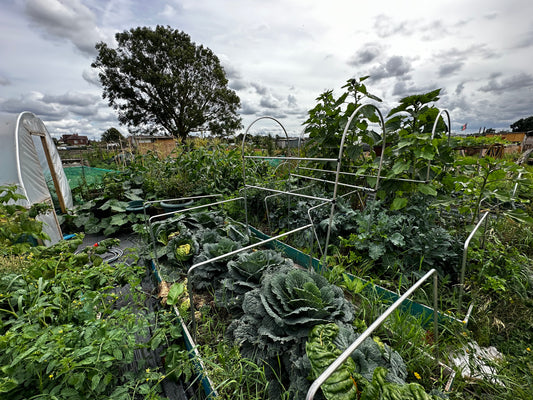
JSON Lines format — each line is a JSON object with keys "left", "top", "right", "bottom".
{"left": 215, "top": 249, "right": 288, "bottom": 311}
{"left": 189, "top": 237, "right": 241, "bottom": 290}
{"left": 227, "top": 266, "right": 356, "bottom": 399}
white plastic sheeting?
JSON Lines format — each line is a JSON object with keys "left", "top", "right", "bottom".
{"left": 0, "top": 112, "right": 73, "bottom": 245}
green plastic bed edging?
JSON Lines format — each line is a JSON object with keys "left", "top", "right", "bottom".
{"left": 249, "top": 226, "right": 461, "bottom": 327}
{"left": 150, "top": 261, "right": 216, "bottom": 399}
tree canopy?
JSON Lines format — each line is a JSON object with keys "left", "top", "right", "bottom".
{"left": 511, "top": 116, "right": 533, "bottom": 132}
{"left": 101, "top": 127, "right": 125, "bottom": 143}
{"left": 92, "top": 25, "right": 242, "bottom": 141}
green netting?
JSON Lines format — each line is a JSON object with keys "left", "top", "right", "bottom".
{"left": 62, "top": 166, "right": 117, "bottom": 189}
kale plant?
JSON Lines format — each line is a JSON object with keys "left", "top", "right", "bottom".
{"left": 215, "top": 249, "right": 289, "bottom": 312}
{"left": 339, "top": 199, "right": 460, "bottom": 278}
{"left": 227, "top": 265, "right": 356, "bottom": 399}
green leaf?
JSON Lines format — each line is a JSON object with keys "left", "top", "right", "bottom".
{"left": 503, "top": 208, "right": 533, "bottom": 225}
{"left": 390, "top": 197, "right": 408, "bottom": 211}
{"left": 91, "top": 374, "right": 101, "bottom": 391}
{"left": 389, "top": 232, "right": 405, "bottom": 246}
{"left": 390, "top": 160, "right": 411, "bottom": 176}
{"left": 167, "top": 282, "right": 185, "bottom": 306}
{"left": 110, "top": 213, "right": 128, "bottom": 226}
{"left": 417, "top": 184, "right": 437, "bottom": 196}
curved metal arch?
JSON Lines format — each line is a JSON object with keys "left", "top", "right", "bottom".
{"left": 426, "top": 109, "right": 452, "bottom": 181}
{"left": 336, "top": 103, "right": 387, "bottom": 194}
{"left": 240, "top": 116, "right": 289, "bottom": 155}
{"left": 321, "top": 103, "right": 386, "bottom": 266}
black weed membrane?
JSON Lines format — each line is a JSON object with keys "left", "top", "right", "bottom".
{"left": 81, "top": 233, "right": 202, "bottom": 400}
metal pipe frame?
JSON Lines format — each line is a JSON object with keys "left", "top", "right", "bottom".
{"left": 321, "top": 103, "right": 387, "bottom": 267}
{"left": 186, "top": 223, "right": 314, "bottom": 340}
{"left": 306, "top": 268, "right": 439, "bottom": 400}
{"left": 244, "top": 155, "right": 338, "bottom": 162}
{"left": 264, "top": 185, "right": 314, "bottom": 234}
{"left": 244, "top": 184, "right": 332, "bottom": 203}
{"left": 290, "top": 173, "right": 377, "bottom": 192}
{"left": 458, "top": 211, "right": 489, "bottom": 313}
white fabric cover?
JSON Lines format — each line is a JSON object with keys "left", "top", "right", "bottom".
{"left": 0, "top": 112, "right": 73, "bottom": 245}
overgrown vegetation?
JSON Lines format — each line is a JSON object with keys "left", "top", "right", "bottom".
{"left": 5, "top": 77, "right": 533, "bottom": 399}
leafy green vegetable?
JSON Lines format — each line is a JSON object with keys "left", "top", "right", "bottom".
{"left": 307, "top": 324, "right": 441, "bottom": 400}
{"left": 215, "top": 249, "right": 288, "bottom": 311}
{"left": 227, "top": 266, "right": 356, "bottom": 399}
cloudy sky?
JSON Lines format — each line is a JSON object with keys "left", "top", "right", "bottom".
{"left": 1, "top": 0, "right": 533, "bottom": 140}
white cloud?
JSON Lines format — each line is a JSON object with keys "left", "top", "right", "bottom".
{"left": 0, "top": 0, "right": 531, "bottom": 138}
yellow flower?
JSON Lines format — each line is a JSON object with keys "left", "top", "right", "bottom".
{"left": 527, "top": 348, "right": 531, "bottom": 352}
{"left": 414, "top": 372, "right": 421, "bottom": 380}
{"left": 49, "top": 374, "right": 54, "bottom": 379}
{"left": 145, "top": 368, "right": 150, "bottom": 373}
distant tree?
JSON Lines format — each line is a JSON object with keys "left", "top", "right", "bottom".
{"left": 510, "top": 116, "right": 533, "bottom": 132}
{"left": 92, "top": 25, "right": 242, "bottom": 141}
{"left": 101, "top": 127, "right": 125, "bottom": 143}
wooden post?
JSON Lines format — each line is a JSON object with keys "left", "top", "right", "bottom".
{"left": 38, "top": 135, "right": 67, "bottom": 214}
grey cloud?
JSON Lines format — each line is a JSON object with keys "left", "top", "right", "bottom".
{"left": 25, "top": 0, "right": 107, "bottom": 56}
{"left": 239, "top": 102, "right": 259, "bottom": 115}
{"left": 287, "top": 94, "right": 297, "bottom": 108}
{"left": 229, "top": 79, "right": 248, "bottom": 91}
{"left": 514, "top": 27, "right": 533, "bottom": 49}
{"left": 374, "top": 14, "right": 411, "bottom": 38}
{"left": 251, "top": 82, "right": 268, "bottom": 95}
{"left": 438, "top": 61, "right": 464, "bottom": 77}
{"left": 82, "top": 69, "right": 101, "bottom": 86}
{"left": 391, "top": 80, "right": 438, "bottom": 98}
{"left": 0, "top": 76, "right": 11, "bottom": 86}
{"left": 370, "top": 56, "right": 412, "bottom": 81}
{"left": 259, "top": 94, "right": 280, "bottom": 109}
{"left": 221, "top": 62, "right": 242, "bottom": 80}
{"left": 348, "top": 43, "right": 381, "bottom": 66}
{"left": 434, "top": 44, "right": 499, "bottom": 62}
{"left": 42, "top": 92, "right": 100, "bottom": 107}
{"left": 484, "top": 11, "right": 499, "bottom": 20}
{"left": 0, "top": 94, "right": 64, "bottom": 120}
{"left": 455, "top": 82, "right": 465, "bottom": 95}
{"left": 479, "top": 72, "right": 533, "bottom": 93}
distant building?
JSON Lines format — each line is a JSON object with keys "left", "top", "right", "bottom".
{"left": 127, "top": 135, "right": 177, "bottom": 157}
{"left": 485, "top": 131, "right": 526, "bottom": 154}
{"left": 275, "top": 137, "right": 305, "bottom": 149}
{"left": 61, "top": 133, "right": 89, "bottom": 146}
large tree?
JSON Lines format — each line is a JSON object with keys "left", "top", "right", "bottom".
{"left": 510, "top": 116, "right": 533, "bottom": 132}
{"left": 101, "top": 127, "right": 125, "bottom": 143}
{"left": 92, "top": 26, "right": 242, "bottom": 140}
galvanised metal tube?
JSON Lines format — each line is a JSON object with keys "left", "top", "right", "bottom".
{"left": 290, "top": 173, "right": 377, "bottom": 191}
{"left": 187, "top": 223, "right": 314, "bottom": 340}
{"left": 244, "top": 155, "right": 338, "bottom": 162}
{"left": 244, "top": 184, "right": 331, "bottom": 203}
{"left": 458, "top": 211, "right": 489, "bottom": 313}
{"left": 306, "top": 268, "right": 438, "bottom": 400}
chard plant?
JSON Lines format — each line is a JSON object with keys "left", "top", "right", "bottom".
{"left": 305, "top": 323, "right": 443, "bottom": 400}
